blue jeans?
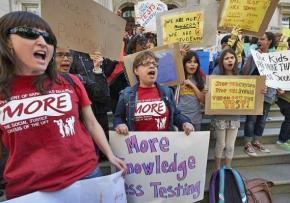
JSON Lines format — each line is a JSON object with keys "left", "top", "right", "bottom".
{"left": 81, "top": 166, "right": 102, "bottom": 180}
{"left": 276, "top": 98, "right": 290, "bottom": 142}
{"left": 244, "top": 102, "right": 271, "bottom": 139}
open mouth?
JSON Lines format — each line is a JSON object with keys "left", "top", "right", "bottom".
{"left": 33, "top": 50, "right": 46, "bottom": 61}
{"left": 148, "top": 70, "right": 156, "bottom": 76}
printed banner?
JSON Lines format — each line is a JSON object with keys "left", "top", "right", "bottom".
{"left": 218, "top": 0, "right": 279, "bottom": 37}
{"left": 251, "top": 49, "right": 290, "bottom": 90}
{"left": 110, "top": 131, "right": 210, "bottom": 203}
{"left": 157, "top": 4, "right": 218, "bottom": 47}
{"left": 41, "top": 0, "right": 126, "bottom": 59}
{"left": 135, "top": 0, "right": 167, "bottom": 32}
{"left": 205, "top": 75, "right": 265, "bottom": 115}
{"left": 4, "top": 171, "right": 126, "bottom": 203}
{"left": 123, "top": 43, "right": 185, "bottom": 87}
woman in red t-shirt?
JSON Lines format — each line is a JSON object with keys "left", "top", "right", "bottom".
{"left": 0, "top": 11, "right": 126, "bottom": 199}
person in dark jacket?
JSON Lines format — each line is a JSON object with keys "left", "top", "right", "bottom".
{"left": 113, "top": 51, "right": 194, "bottom": 135}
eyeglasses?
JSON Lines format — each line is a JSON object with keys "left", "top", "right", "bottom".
{"left": 138, "top": 61, "right": 158, "bottom": 68}
{"left": 55, "top": 52, "right": 73, "bottom": 59}
{"left": 8, "top": 27, "right": 54, "bottom": 45}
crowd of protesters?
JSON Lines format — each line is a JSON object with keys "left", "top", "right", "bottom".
{"left": 0, "top": 8, "right": 290, "bottom": 201}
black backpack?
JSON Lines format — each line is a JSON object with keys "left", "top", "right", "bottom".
{"left": 209, "top": 166, "right": 248, "bottom": 203}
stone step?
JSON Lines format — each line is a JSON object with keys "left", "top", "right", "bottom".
{"left": 272, "top": 193, "right": 290, "bottom": 203}
{"left": 209, "top": 127, "right": 281, "bottom": 147}
{"left": 200, "top": 164, "right": 290, "bottom": 203}
{"left": 201, "top": 116, "right": 284, "bottom": 130}
{"left": 207, "top": 144, "right": 290, "bottom": 169}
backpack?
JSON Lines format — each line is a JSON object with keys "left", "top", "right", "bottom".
{"left": 245, "top": 178, "right": 274, "bottom": 203}
{"left": 209, "top": 166, "right": 248, "bottom": 203}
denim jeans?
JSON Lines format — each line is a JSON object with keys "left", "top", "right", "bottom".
{"left": 244, "top": 102, "right": 271, "bottom": 139}
{"left": 81, "top": 166, "right": 102, "bottom": 180}
{"left": 276, "top": 98, "right": 290, "bottom": 142}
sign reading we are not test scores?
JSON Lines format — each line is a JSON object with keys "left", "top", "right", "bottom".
{"left": 110, "top": 131, "right": 210, "bottom": 203}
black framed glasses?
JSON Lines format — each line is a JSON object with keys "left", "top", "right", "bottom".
{"left": 8, "top": 27, "right": 54, "bottom": 45}
{"left": 139, "top": 61, "right": 158, "bottom": 68}
{"left": 55, "top": 52, "right": 73, "bottom": 60}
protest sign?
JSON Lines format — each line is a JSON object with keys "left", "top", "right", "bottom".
{"left": 4, "top": 171, "right": 126, "bottom": 203}
{"left": 205, "top": 75, "right": 265, "bottom": 115}
{"left": 135, "top": 0, "right": 167, "bottom": 32}
{"left": 251, "top": 49, "right": 290, "bottom": 90}
{"left": 123, "top": 43, "right": 185, "bottom": 87}
{"left": 282, "top": 27, "right": 290, "bottom": 39}
{"left": 110, "top": 131, "right": 210, "bottom": 203}
{"left": 41, "top": 0, "right": 126, "bottom": 59}
{"left": 196, "top": 51, "right": 210, "bottom": 75}
{"left": 218, "top": 0, "right": 279, "bottom": 37}
{"left": 157, "top": 4, "right": 218, "bottom": 47}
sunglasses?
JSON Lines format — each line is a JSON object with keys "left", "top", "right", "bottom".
{"left": 8, "top": 27, "right": 54, "bottom": 45}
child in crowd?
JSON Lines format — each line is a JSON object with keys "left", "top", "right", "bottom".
{"left": 113, "top": 51, "right": 194, "bottom": 135}
{"left": 177, "top": 51, "right": 205, "bottom": 131}
{"left": 210, "top": 48, "right": 241, "bottom": 169}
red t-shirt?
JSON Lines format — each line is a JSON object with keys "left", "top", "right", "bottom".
{"left": 0, "top": 74, "right": 98, "bottom": 199}
{"left": 134, "top": 86, "right": 169, "bottom": 131}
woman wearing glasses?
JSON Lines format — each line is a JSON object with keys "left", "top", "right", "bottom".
{"left": 0, "top": 11, "right": 126, "bottom": 199}
{"left": 113, "top": 51, "right": 194, "bottom": 135}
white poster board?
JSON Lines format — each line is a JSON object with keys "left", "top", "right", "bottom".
{"left": 251, "top": 49, "right": 290, "bottom": 90}
{"left": 110, "top": 131, "right": 210, "bottom": 203}
{"left": 4, "top": 171, "right": 126, "bottom": 203}
{"left": 41, "top": 0, "right": 126, "bottom": 59}
{"left": 135, "top": 0, "right": 168, "bottom": 32}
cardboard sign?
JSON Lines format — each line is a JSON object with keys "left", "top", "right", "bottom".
{"left": 156, "top": 4, "right": 218, "bottom": 47}
{"left": 135, "top": 0, "right": 167, "bottom": 32}
{"left": 41, "top": 0, "right": 126, "bottom": 59}
{"left": 4, "top": 171, "right": 126, "bottom": 203}
{"left": 205, "top": 75, "right": 265, "bottom": 115}
{"left": 218, "top": 0, "right": 279, "bottom": 37}
{"left": 123, "top": 43, "right": 185, "bottom": 87}
{"left": 251, "top": 49, "right": 290, "bottom": 90}
{"left": 109, "top": 131, "right": 210, "bottom": 203}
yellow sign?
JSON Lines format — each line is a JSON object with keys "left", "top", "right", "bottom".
{"left": 210, "top": 79, "right": 256, "bottom": 110}
{"left": 162, "top": 11, "right": 204, "bottom": 44}
{"left": 219, "top": 0, "right": 270, "bottom": 32}
{"left": 282, "top": 28, "right": 290, "bottom": 39}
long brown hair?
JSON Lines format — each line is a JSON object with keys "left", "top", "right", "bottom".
{"left": 0, "top": 11, "right": 57, "bottom": 100}
{"left": 218, "top": 48, "right": 239, "bottom": 75}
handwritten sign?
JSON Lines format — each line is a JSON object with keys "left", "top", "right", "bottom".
{"left": 251, "top": 49, "right": 290, "bottom": 90}
{"left": 135, "top": 0, "right": 167, "bottom": 32}
{"left": 41, "top": 0, "right": 126, "bottom": 59}
{"left": 123, "top": 43, "right": 185, "bottom": 87}
{"left": 161, "top": 11, "right": 204, "bottom": 44}
{"left": 205, "top": 75, "right": 265, "bottom": 115}
{"left": 4, "top": 171, "right": 126, "bottom": 203}
{"left": 110, "top": 131, "right": 210, "bottom": 203}
{"left": 218, "top": 0, "right": 279, "bottom": 37}
{"left": 157, "top": 4, "right": 218, "bottom": 47}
